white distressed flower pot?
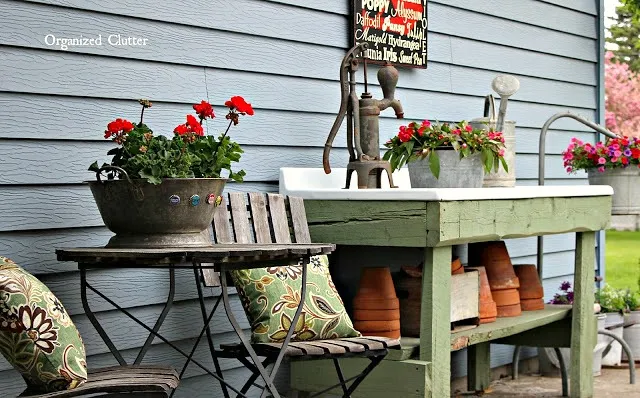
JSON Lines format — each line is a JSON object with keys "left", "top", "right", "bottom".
{"left": 407, "top": 149, "right": 484, "bottom": 188}
{"left": 588, "top": 167, "right": 640, "bottom": 215}
{"left": 601, "top": 312, "right": 624, "bottom": 366}
{"left": 622, "top": 311, "right": 640, "bottom": 362}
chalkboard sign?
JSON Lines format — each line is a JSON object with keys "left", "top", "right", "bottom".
{"left": 352, "top": 0, "right": 428, "bottom": 68}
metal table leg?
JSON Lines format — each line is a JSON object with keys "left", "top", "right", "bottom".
{"left": 219, "top": 258, "right": 309, "bottom": 398}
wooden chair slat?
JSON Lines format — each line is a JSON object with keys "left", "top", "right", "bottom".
{"left": 318, "top": 340, "right": 367, "bottom": 353}
{"left": 22, "top": 366, "right": 178, "bottom": 397}
{"left": 267, "top": 194, "right": 292, "bottom": 244}
{"left": 212, "top": 197, "right": 233, "bottom": 244}
{"left": 248, "top": 192, "right": 272, "bottom": 244}
{"left": 229, "top": 193, "right": 252, "bottom": 244}
{"left": 288, "top": 196, "right": 311, "bottom": 244}
{"left": 288, "top": 342, "right": 325, "bottom": 356}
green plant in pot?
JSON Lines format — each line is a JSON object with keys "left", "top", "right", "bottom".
{"left": 596, "top": 283, "right": 629, "bottom": 366}
{"left": 563, "top": 136, "right": 640, "bottom": 216}
{"left": 88, "top": 97, "right": 253, "bottom": 248}
{"left": 383, "top": 120, "right": 508, "bottom": 188}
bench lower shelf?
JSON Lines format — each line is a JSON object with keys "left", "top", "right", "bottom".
{"left": 387, "top": 305, "right": 573, "bottom": 361}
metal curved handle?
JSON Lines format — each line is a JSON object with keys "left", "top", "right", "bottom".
{"left": 483, "top": 95, "right": 497, "bottom": 124}
{"left": 95, "top": 165, "right": 131, "bottom": 183}
{"left": 95, "top": 165, "right": 144, "bottom": 201}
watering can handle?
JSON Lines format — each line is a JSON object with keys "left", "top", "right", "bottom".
{"left": 483, "top": 94, "right": 497, "bottom": 124}
{"left": 95, "top": 165, "right": 144, "bottom": 201}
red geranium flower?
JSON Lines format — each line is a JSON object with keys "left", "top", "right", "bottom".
{"left": 104, "top": 118, "right": 134, "bottom": 144}
{"left": 174, "top": 114, "right": 204, "bottom": 139}
{"left": 193, "top": 100, "right": 215, "bottom": 120}
{"left": 225, "top": 96, "right": 254, "bottom": 115}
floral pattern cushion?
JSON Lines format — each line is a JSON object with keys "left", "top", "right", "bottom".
{"left": 0, "top": 257, "right": 87, "bottom": 393}
{"left": 231, "top": 255, "right": 360, "bottom": 343}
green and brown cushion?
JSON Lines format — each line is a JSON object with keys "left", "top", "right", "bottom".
{"left": 0, "top": 257, "right": 87, "bottom": 393}
{"left": 231, "top": 255, "right": 360, "bottom": 344}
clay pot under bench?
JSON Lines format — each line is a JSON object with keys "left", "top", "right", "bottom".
{"left": 514, "top": 264, "right": 544, "bottom": 299}
{"left": 514, "top": 264, "right": 545, "bottom": 311}
{"left": 353, "top": 319, "right": 401, "bottom": 332}
{"left": 468, "top": 241, "right": 520, "bottom": 290}
{"left": 353, "top": 308, "right": 401, "bottom": 321}
{"left": 497, "top": 303, "right": 522, "bottom": 317}
{"left": 491, "top": 288, "right": 521, "bottom": 307}
{"left": 353, "top": 267, "right": 400, "bottom": 339}
{"left": 451, "top": 257, "right": 464, "bottom": 275}
{"left": 520, "top": 298, "right": 545, "bottom": 311}
{"left": 469, "top": 266, "right": 498, "bottom": 324}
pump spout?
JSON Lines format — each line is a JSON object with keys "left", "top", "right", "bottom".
{"left": 377, "top": 62, "right": 404, "bottom": 118}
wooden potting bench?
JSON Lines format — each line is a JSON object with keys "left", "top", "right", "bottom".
{"left": 281, "top": 176, "right": 612, "bottom": 398}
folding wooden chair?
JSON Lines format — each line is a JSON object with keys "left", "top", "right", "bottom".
{"left": 202, "top": 192, "right": 400, "bottom": 397}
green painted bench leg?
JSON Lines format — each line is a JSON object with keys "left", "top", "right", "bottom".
{"left": 467, "top": 342, "right": 491, "bottom": 393}
{"left": 570, "top": 231, "right": 596, "bottom": 398}
{"left": 420, "top": 245, "right": 452, "bottom": 397}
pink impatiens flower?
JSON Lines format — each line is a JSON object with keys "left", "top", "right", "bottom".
{"left": 598, "top": 157, "right": 606, "bottom": 164}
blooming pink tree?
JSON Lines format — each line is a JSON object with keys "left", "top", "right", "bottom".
{"left": 605, "top": 51, "right": 640, "bottom": 138}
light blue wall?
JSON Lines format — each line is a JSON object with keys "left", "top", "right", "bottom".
{"left": 0, "top": 0, "right": 602, "bottom": 396}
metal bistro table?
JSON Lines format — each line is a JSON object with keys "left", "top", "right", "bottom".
{"left": 56, "top": 243, "right": 335, "bottom": 398}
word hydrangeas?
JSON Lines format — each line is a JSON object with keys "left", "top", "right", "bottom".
{"left": 383, "top": 120, "right": 508, "bottom": 179}
{"left": 562, "top": 136, "right": 640, "bottom": 173}
{"left": 90, "top": 97, "right": 253, "bottom": 185}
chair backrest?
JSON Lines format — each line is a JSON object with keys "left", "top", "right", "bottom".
{"left": 202, "top": 192, "right": 311, "bottom": 287}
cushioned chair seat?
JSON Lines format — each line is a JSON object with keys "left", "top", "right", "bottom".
{"left": 20, "top": 366, "right": 179, "bottom": 398}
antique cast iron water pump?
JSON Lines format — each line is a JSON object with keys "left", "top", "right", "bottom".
{"left": 323, "top": 43, "right": 404, "bottom": 189}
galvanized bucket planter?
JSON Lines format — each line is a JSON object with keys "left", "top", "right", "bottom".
{"left": 588, "top": 167, "right": 640, "bottom": 215}
{"left": 622, "top": 311, "right": 640, "bottom": 363}
{"left": 88, "top": 169, "right": 227, "bottom": 248}
{"left": 470, "top": 118, "right": 516, "bottom": 187}
{"left": 407, "top": 148, "right": 484, "bottom": 188}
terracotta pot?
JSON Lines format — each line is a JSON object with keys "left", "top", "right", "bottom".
{"left": 355, "top": 267, "right": 397, "bottom": 298}
{"left": 353, "top": 319, "right": 401, "bottom": 332}
{"left": 366, "top": 330, "right": 401, "bottom": 338}
{"left": 451, "top": 257, "right": 464, "bottom": 275}
{"left": 353, "top": 267, "right": 400, "bottom": 337}
{"left": 497, "top": 303, "right": 522, "bottom": 317}
{"left": 353, "top": 309, "right": 401, "bottom": 321}
{"left": 514, "top": 264, "right": 544, "bottom": 299}
{"left": 395, "top": 266, "right": 422, "bottom": 337}
{"left": 469, "top": 266, "right": 498, "bottom": 324}
{"left": 491, "top": 289, "right": 521, "bottom": 306}
{"left": 468, "top": 241, "right": 520, "bottom": 290}
{"left": 352, "top": 297, "right": 400, "bottom": 310}
{"left": 521, "top": 298, "right": 545, "bottom": 311}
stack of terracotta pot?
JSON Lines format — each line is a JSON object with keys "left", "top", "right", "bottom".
{"left": 468, "top": 266, "right": 498, "bottom": 323}
{"left": 469, "top": 241, "right": 521, "bottom": 317}
{"left": 451, "top": 257, "right": 464, "bottom": 275}
{"left": 515, "top": 264, "right": 545, "bottom": 311}
{"left": 352, "top": 267, "right": 400, "bottom": 338}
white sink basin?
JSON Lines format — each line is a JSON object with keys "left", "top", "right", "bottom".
{"left": 279, "top": 168, "right": 614, "bottom": 201}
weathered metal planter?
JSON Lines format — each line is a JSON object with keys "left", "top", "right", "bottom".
{"left": 622, "top": 311, "right": 640, "bottom": 363}
{"left": 88, "top": 177, "right": 227, "bottom": 248}
{"left": 407, "top": 148, "right": 484, "bottom": 188}
{"left": 470, "top": 118, "right": 516, "bottom": 187}
{"left": 588, "top": 167, "right": 640, "bottom": 215}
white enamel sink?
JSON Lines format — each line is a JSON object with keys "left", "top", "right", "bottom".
{"left": 279, "top": 168, "right": 614, "bottom": 201}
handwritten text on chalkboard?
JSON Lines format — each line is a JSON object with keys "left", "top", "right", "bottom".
{"left": 353, "top": 0, "right": 428, "bottom": 68}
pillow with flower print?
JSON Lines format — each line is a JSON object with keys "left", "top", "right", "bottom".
{"left": 0, "top": 256, "right": 87, "bottom": 393}
{"left": 230, "top": 255, "right": 360, "bottom": 344}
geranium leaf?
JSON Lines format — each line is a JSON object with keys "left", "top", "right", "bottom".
{"left": 429, "top": 151, "right": 440, "bottom": 179}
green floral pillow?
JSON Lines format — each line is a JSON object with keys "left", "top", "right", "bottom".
{"left": 231, "top": 255, "right": 360, "bottom": 343}
{"left": 0, "top": 257, "right": 87, "bottom": 393}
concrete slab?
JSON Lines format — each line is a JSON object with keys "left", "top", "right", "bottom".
{"left": 453, "top": 368, "right": 638, "bottom": 397}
